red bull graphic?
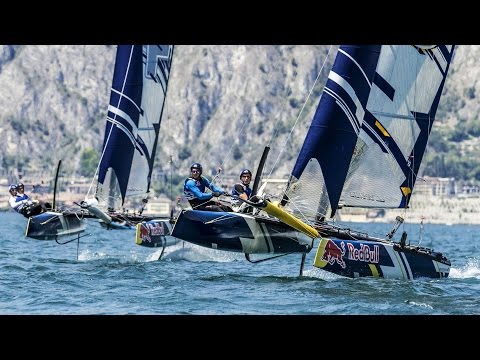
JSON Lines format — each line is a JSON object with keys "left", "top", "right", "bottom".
{"left": 138, "top": 224, "right": 152, "bottom": 243}
{"left": 347, "top": 243, "right": 379, "bottom": 263}
{"left": 148, "top": 222, "right": 166, "bottom": 236}
{"left": 321, "top": 239, "right": 346, "bottom": 268}
{"left": 138, "top": 222, "right": 165, "bottom": 244}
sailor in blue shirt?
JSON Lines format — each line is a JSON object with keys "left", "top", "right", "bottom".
{"left": 183, "top": 162, "right": 231, "bottom": 211}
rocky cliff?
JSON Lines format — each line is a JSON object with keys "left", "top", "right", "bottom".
{"left": 0, "top": 45, "right": 477, "bottom": 180}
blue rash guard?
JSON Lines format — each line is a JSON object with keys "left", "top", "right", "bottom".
{"left": 16, "top": 193, "right": 30, "bottom": 201}
{"left": 184, "top": 176, "right": 224, "bottom": 202}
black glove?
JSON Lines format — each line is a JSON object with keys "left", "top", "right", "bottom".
{"left": 212, "top": 191, "right": 222, "bottom": 197}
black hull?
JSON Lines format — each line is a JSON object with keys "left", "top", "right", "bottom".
{"left": 26, "top": 211, "right": 86, "bottom": 240}
{"left": 171, "top": 210, "right": 314, "bottom": 254}
{"left": 135, "top": 218, "right": 182, "bottom": 248}
{"left": 172, "top": 210, "right": 451, "bottom": 279}
{"left": 313, "top": 237, "right": 451, "bottom": 279}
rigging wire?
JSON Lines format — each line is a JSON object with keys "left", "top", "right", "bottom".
{"left": 85, "top": 45, "right": 134, "bottom": 201}
{"left": 215, "top": 46, "right": 317, "bottom": 181}
{"left": 265, "top": 45, "right": 334, "bottom": 180}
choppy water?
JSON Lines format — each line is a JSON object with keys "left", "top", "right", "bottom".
{"left": 1, "top": 211, "right": 479, "bottom": 315}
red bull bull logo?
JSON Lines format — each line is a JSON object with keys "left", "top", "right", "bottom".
{"left": 139, "top": 224, "right": 151, "bottom": 243}
{"left": 321, "top": 239, "right": 346, "bottom": 268}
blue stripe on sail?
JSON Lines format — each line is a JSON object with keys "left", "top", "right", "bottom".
{"left": 337, "top": 45, "right": 381, "bottom": 107}
{"left": 107, "top": 106, "right": 137, "bottom": 135}
{"left": 324, "top": 82, "right": 361, "bottom": 133}
{"left": 361, "top": 112, "right": 415, "bottom": 192}
{"left": 290, "top": 45, "right": 381, "bottom": 217}
{"left": 372, "top": 72, "right": 395, "bottom": 101}
{"left": 422, "top": 46, "right": 454, "bottom": 77}
{"left": 437, "top": 45, "right": 454, "bottom": 65}
{"left": 98, "top": 45, "right": 174, "bottom": 206}
{"left": 361, "top": 113, "right": 390, "bottom": 154}
{"left": 399, "top": 46, "right": 455, "bottom": 209}
{"left": 143, "top": 45, "right": 173, "bottom": 194}
{"left": 99, "top": 45, "right": 144, "bottom": 204}
{"left": 399, "top": 111, "right": 436, "bottom": 208}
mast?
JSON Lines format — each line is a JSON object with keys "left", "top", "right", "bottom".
{"left": 251, "top": 146, "right": 270, "bottom": 197}
{"left": 52, "top": 160, "right": 62, "bottom": 211}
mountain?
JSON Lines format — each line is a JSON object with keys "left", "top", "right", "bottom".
{"left": 0, "top": 45, "right": 479, "bottom": 187}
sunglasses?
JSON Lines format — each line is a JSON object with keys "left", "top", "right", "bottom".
{"left": 191, "top": 170, "right": 200, "bottom": 174}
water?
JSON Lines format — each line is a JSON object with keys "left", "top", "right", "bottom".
{"left": 1, "top": 212, "right": 479, "bottom": 315}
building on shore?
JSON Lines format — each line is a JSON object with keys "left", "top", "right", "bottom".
{"left": 2, "top": 171, "right": 480, "bottom": 224}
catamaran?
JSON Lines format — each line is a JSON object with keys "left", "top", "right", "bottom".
{"left": 80, "top": 45, "right": 180, "bottom": 249}
{"left": 27, "top": 45, "right": 181, "bottom": 252}
{"left": 25, "top": 160, "right": 90, "bottom": 241}
{"left": 170, "top": 45, "right": 455, "bottom": 279}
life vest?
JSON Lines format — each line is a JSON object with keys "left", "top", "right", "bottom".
{"left": 243, "top": 185, "right": 252, "bottom": 198}
{"left": 16, "top": 193, "right": 29, "bottom": 201}
{"left": 232, "top": 184, "right": 251, "bottom": 197}
{"left": 231, "top": 184, "right": 252, "bottom": 206}
{"left": 183, "top": 177, "right": 206, "bottom": 200}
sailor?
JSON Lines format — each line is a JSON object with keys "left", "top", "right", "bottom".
{"left": 8, "top": 184, "right": 31, "bottom": 217}
{"left": 8, "top": 183, "right": 47, "bottom": 217}
{"left": 17, "top": 182, "right": 51, "bottom": 212}
{"left": 183, "top": 162, "right": 231, "bottom": 212}
{"left": 231, "top": 169, "right": 253, "bottom": 208}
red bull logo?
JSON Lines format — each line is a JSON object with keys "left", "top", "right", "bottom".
{"left": 346, "top": 243, "right": 379, "bottom": 263}
{"left": 139, "top": 224, "right": 151, "bottom": 243}
{"left": 139, "top": 222, "right": 166, "bottom": 243}
{"left": 149, "top": 222, "right": 166, "bottom": 236}
{"left": 321, "top": 239, "right": 346, "bottom": 268}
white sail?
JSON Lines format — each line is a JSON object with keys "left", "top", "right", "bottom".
{"left": 340, "top": 45, "right": 455, "bottom": 210}
{"left": 283, "top": 45, "right": 455, "bottom": 220}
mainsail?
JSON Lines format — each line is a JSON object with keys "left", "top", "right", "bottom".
{"left": 170, "top": 45, "right": 454, "bottom": 279}
{"left": 283, "top": 45, "right": 455, "bottom": 220}
{"left": 95, "top": 45, "right": 174, "bottom": 211}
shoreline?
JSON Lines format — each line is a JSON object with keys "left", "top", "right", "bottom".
{"left": 3, "top": 192, "right": 480, "bottom": 226}
{"left": 338, "top": 194, "right": 480, "bottom": 225}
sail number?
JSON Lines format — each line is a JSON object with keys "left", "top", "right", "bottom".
{"left": 349, "top": 192, "right": 385, "bottom": 203}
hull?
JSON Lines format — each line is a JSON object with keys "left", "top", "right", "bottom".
{"left": 98, "top": 219, "right": 133, "bottom": 230}
{"left": 84, "top": 203, "right": 132, "bottom": 230}
{"left": 26, "top": 211, "right": 86, "bottom": 240}
{"left": 135, "top": 218, "right": 182, "bottom": 248}
{"left": 171, "top": 210, "right": 314, "bottom": 254}
{"left": 313, "top": 237, "right": 451, "bottom": 279}
{"left": 84, "top": 200, "right": 168, "bottom": 231}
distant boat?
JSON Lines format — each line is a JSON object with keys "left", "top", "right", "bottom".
{"left": 25, "top": 160, "right": 89, "bottom": 241}
{"left": 25, "top": 210, "right": 87, "bottom": 241}
{"left": 79, "top": 45, "right": 181, "bottom": 250}
{"left": 171, "top": 45, "right": 454, "bottom": 279}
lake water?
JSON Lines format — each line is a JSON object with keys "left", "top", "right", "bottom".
{"left": 1, "top": 211, "right": 479, "bottom": 315}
